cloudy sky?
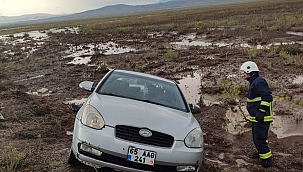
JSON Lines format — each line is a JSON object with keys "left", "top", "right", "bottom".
{"left": 0, "top": 0, "right": 162, "bottom": 16}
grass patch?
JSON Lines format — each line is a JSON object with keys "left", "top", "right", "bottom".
{"left": 247, "top": 48, "right": 259, "bottom": 58}
{"left": 1, "top": 143, "right": 29, "bottom": 172}
{"left": 165, "top": 49, "right": 179, "bottom": 58}
{"left": 49, "top": 161, "right": 64, "bottom": 168}
{"left": 145, "top": 51, "right": 158, "bottom": 58}
{"left": 220, "top": 79, "right": 248, "bottom": 104}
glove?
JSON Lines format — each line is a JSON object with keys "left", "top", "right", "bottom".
{"left": 256, "top": 111, "right": 265, "bottom": 122}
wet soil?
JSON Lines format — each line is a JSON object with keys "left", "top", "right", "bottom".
{"left": 1, "top": 3, "right": 303, "bottom": 172}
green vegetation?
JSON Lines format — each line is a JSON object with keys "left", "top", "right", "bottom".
{"left": 151, "top": 41, "right": 157, "bottom": 48}
{"left": 247, "top": 48, "right": 259, "bottom": 58}
{"left": 220, "top": 79, "right": 248, "bottom": 104}
{"left": 0, "top": 133, "right": 44, "bottom": 171}
{"left": 278, "top": 43, "right": 301, "bottom": 55}
{"left": 266, "top": 62, "right": 272, "bottom": 69}
{"left": 269, "top": 44, "right": 279, "bottom": 56}
{"left": 145, "top": 51, "right": 158, "bottom": 58}
{"left": 267, "top": 43, "right": 303, "bottom": 66}
{"left": 49, "top": 161, "right": 64, "bottom": 168}
{"left": 0, "top": 54, "right": 8, "bottom": 91}
{"left": 1, "top": 143, "right": 28, "bottom": 172}
{"left": 219, "top": 47, "right": 230, "bottom": 58}
{"left": 165, "top": 49, "right": 179, "bottom": 58}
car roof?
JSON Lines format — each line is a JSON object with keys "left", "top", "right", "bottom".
{"left": 113, "top": 69, "right": 176, "bottom": 84}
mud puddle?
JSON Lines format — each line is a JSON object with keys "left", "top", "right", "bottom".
{"left": 177, "top": 70, "right": 220, "bottom": 106}
{"left": 170, "top": 31, "right": 303, "bottom": 50}
{"left": 293, "top": 75, "right": 303, "bottom": 84}
{"left": 225, "top": 105, "right": 303, "bottom": 138}
{"left": 272, "top": 114, "right": 303, "bottom": 138}
{"left": 65, "top": 42, "right": 135, "bottom": 65}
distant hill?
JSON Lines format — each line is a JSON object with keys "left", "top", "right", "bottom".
{"left": 0, "top": 0, "right": 247, "bottom": 27}
{"left": 0, "top": 13, "right": 59, "bottom": 27}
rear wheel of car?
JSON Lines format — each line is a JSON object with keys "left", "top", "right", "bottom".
{"left": 68, "top": 148, "right": 82, "bottom": 166}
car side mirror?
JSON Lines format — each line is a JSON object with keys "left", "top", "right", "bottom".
{"left": 189, "top": 103, "right": 201, "bottom": 114}
{"left": 79, "top": 81, "right": 95, "bottom": 92}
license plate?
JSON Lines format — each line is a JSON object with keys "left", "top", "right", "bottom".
{"left": 126, "top": 147, "right": 156, "bottom": 166}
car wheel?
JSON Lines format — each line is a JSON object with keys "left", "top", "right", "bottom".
{"left": 68, "top": 148, "right": 82, "bottom": 166}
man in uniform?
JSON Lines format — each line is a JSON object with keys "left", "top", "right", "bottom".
{"left": 240, "top": 61, "right": 273, "bottom": 168}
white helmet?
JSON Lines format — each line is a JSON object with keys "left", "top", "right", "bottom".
{"left": 240, "top": 61, "right": 259, "bottom": 73}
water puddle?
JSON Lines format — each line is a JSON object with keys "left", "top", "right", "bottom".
{"left": 170, "top": 32, "right": 303, "bottom": 50}
{"left": 225, "top": 104, "right": 303, "bottom": 138}
{"left": 0, "top": 27, "right": 80, "bottom": 56}
{"left": 5, "top": 31, "right": 49, "bottom": 41}
{"left": 0, "top": 27, "right": 79, "bottom": 41}
{"left": 224, "top": 106, "right": 250, "bottom": 134}
{"left": 286, "top": 31, "right": 303, "bottom": 37}
{"left": 15, "top": 75, "right": 44, "bottom": 82}
{"left": 48, "top": 27, "right": 80, "bottom": 34}
{"left": 26, "top": 87, "right": 51, "bottom": 96}
{"left": 293, "top": 75, "right": 303, "bottom": 84}
{"left": 177, "top": 71, "right": 202, "bottom": 104}
{"left": 177, "top": 70, "right": 220, "bottom": 105}
{"left": 271, "top": 114, "right": 303, "bottom": 139}
{"left": 64, "top": 98, "right": 87, "bottom": 106}
{"left": 171, "top": 34, "right": 231, "bottom": 49}
{"left": 65, "top": 42, "right": 136, "bottom": 65}
{"left": 67, "top": 56, "right": 91, "bottom": 65}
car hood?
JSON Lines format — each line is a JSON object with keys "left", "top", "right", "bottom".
{"left": 87, "top": 93, "right": 200, "bottom": 140}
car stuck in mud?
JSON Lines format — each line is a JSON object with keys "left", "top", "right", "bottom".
{"left": 0, "top": 0, "right": 303, "bottom": 172}
{"left": 68, "top": 69, "right": 204, "bottom": 172}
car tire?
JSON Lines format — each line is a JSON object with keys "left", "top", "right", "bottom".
{"left": 68, "top": 148, "right": 82, "bottom": 166}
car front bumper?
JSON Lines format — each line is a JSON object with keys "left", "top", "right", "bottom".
{"left": 71, "top": 119, "right": 204, "bottom": 172}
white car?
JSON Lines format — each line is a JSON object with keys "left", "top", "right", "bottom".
{"left": 68, "top": 69, "right": 204, "bottom": 172}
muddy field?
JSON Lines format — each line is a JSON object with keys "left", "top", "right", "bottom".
{"left": 1, "top": 1, "right": 303, "bottom": 172}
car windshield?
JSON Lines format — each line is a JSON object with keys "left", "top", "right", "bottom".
{"left": 98, "top": 71, "right": 187, "bottom": 111}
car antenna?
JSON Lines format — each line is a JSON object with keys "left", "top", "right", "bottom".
{"left": 0, "top": 12, "right": 14, "bottom": 28}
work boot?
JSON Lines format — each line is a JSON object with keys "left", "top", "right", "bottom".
{"left": 261, "top": 156, "right": 273, "bottom": 168}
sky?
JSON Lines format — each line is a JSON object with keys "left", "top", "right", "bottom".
{"left": 0, "top": 0, "right": 162, "bottom": 16}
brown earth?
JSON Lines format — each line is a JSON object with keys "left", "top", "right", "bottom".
{"left": 1, "top": 2, "right": 303, "bottom": 172}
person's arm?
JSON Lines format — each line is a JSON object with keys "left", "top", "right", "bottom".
{"left": 256, "top": 78, "right": 272, "bottom": 122}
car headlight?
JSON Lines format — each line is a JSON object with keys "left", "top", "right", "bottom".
{"left": 81, "top": 105, "right": 105, "bottom": 129}
{"left": 184, "top": 128, "right": 203, "bottom": 148}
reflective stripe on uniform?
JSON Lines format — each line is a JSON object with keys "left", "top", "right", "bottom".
{"left": 250, "top": 115, "right": 273, "bottom": 122}
{"left": 259, "top": 109, "right": 266, "bottom": 112}
{"left": 247, "top": 97, "right": 273, "bottom": 122}
{"left": 259, "top": 151, "right": 272, "bottom": 159}
{"left": 247, "top": 97, "right": 262, "bottom": 102}
{"left": 261, "top": 101, "right": 270, "bottom": 107}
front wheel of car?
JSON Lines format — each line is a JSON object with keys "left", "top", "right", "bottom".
{"left": 68, "top": 148, "right": 82, "bottom": 166}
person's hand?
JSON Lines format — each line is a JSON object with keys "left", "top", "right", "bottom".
{"left": 256, "top": 111, "right": 265, "bottom": 122}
